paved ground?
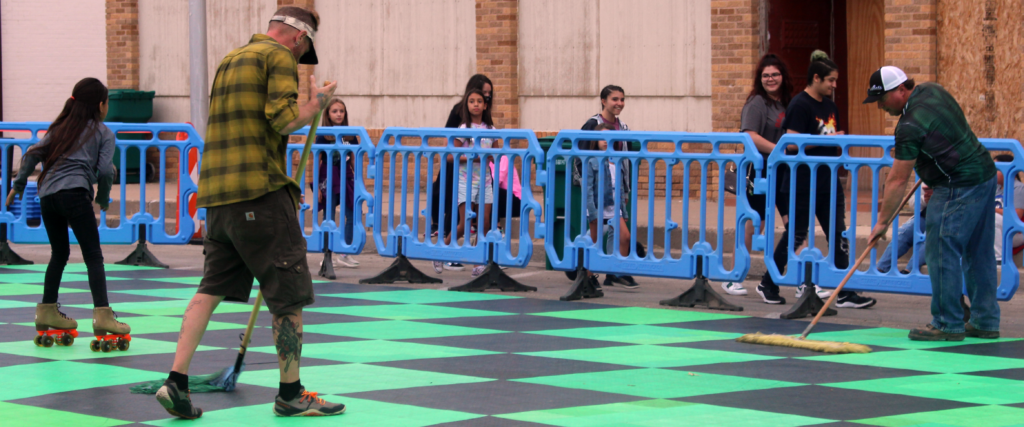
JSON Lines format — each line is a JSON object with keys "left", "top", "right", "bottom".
{"left": 2, "top": 249, "right": 1023, "bottom": 426}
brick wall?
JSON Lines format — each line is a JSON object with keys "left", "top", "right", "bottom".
{"left": 476, "top": 0, "right": 520, "bottom": 130}
{"left": 883, "top": 0, "right": 937, "bottom": 134}
{"left": 105, "top": 0, "right": 139, "bottom": 90}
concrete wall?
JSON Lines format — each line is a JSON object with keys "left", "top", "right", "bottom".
{"left": 1, "top": 0, "right": 108, "bottom": 122}
{"left": 314, "top": 0, "right": 476, "bottom": 129}
{"left": 518, "top": 0, "right": 712, "bottom": 132}
{"left": 137, "top": 0, "right": 277, "bottom": 123}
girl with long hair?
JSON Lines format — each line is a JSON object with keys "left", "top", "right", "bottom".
{"left": 314, "top": 97, "right": 359, "bottom": 268}
{"left": 6, "top": 77, "right": 130, "bottom": 346}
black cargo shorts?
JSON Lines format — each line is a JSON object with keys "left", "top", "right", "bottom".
{"left": 197, "top": 188, "right": 313, "bottom": 315}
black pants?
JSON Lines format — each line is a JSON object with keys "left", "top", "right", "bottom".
{"left": 763, "top": 186, "right": 854, "bottom": 297}
{"left": 430, "top": 162, "right": 458, "bottom": 235}
{"left": 40, "top": 188, "right": 108, "bottom": 307}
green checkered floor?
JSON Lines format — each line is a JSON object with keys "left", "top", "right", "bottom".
{"left": 2, "top": 263, "right": 1023, "bottom": 426}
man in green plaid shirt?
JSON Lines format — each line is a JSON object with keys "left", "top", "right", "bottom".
{"left": 156, "top": 6, "right": 345, "bottom": 419}
{"left": 865, "top": 66, "right": 1000, "bottom": 343}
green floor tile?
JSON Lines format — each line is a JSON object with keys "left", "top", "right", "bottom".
{"left": 825, "top": 373, "right": 1024, "bottom": 405}
{"left": 303, "top": 320, "right": 508, "bottom": 340}
{"left": 853, "top": 405, "right": 1024, "bottom": 427}
{"left": 0, "top": 401, "right": 132, "bottom": 426}
{"left": 497, "top": 399, "right": 833, "bottom": 427}
{"left": 806, "top": 327, "right": 1022, "bottom": 350}
{"left": 527, "top": 325, "right": 742, "bottom": 345}
{"left": 249, "top": 339, "right": 500, "bottom": 363}
{"left": 0, "top": 283, "right": 87, "bottom": 296}
{"left": 0, "top": 361, "right": 163, "bottom": 400}
{"left": 519, "top": 344, "right": 779, "bottom": 368}
{"left": 800, "top": 349, "right": 1024, "bottom": 374}
{"left": 238, "top": 363, "right": 494, "bottom": 394}
{"left": 70, "top": 300, "right": 267, "bottom": 316}
{"left": 29, "top": 315, "right": 245, "bottom": 335}
{"left": 530, "top": 307, "right": 745, "bottom": 325}
{"left": 305, "top": 303, "right": 514, "bottom": 320}
{"left": 0, "top": 337, "right": 220, "bottom": 361}
{"left": 0, "top": 300, "right": 38, "bottom": 309}
{"left": 142, "top": 276, "right": 204, "bottom": 285}
{"left": 0, "top": 263, "right": 161, "bottom": 273}
{"left": 143, "top": 397, "right": 482, "bottom": 426}
{"left": 0, "top": 273, "right": 128, "bottom": 284}
{"left": 114, "top": 287, "right": 221, "bottom": 300}
{"left": 321, "top": 289, "right": 520, "bottom": 304}
{"left": 515, "top": 368, "right": 802, "bottom": 398}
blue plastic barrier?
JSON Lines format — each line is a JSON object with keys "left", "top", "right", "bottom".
{"left": 370, "top": 127, "right": 544, "bottom": 272}
{"left": 284, "top": 126, "right": 375, "bottom": 257}
{"left": 763, "top": 134, "right": 1021, "bottom": 301}
{"left": 2, "top": 122, "right": 202, "bottom": 249}
{"left": 544, "top": 131, "right": 764, "bottom": 301}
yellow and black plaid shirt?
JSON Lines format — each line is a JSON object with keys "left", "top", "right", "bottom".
{"left": 197, "top": 34, "right": 300, "bottom": 208}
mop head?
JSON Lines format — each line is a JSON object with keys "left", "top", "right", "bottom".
{"left": 736, "top": 332, "right": 872, "bottom": 354}
{"left": 129, "top": 363, "right": 245, "bottom": 394}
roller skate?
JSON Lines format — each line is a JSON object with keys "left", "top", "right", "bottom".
{"left": 90, "top": 307, "right": 132, "bottom": 352}
{"left": 34, "top": 303, "right": 79, "bottom": 347}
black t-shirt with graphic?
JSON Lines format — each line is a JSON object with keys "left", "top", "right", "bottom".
{"left": 780, "top": 91, "right": 842, "bottom": 194}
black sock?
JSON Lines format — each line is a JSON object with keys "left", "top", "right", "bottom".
{"left": 168, "top": 371, "right": 188, "bottom": 391}
{"left": 279, "top": 380, "right": 302, "bottom": 401}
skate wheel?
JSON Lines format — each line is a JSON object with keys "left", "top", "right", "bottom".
{"left": 100, "top": 340, "right": 113, "bottom": 353}
{"left": 33, "top": 335, "right": 43, "bottom": 347}
{"left": 117, "top": 338, "right": 129, "bottom": 351}
{"left": 90, "top": 340, "right": 101, "bottom": 352}
{"left": 42, "top": 335, "right": 54, "bottom": 348}
{"left": 61, "top": 333, "right": 74, "bottom": 347}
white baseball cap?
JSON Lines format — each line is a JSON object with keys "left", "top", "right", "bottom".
{"left": 863, "top": 66, "right": 908, "bottom": 103}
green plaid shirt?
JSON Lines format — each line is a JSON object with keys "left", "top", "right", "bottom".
{"left": 894, "top": 82, "right": 995, "bottom": 188}
{"left": 197, "top": 34, "right": 300, "bottom": 208}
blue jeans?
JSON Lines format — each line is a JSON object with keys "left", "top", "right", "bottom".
{"left": 925, "top": 177, "right": 999, "bottom": 333}
{"left": 878, "top": 216, "right": 926, "bottom": 273}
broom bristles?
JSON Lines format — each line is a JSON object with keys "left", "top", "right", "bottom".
{"left": 736, "top": 332, "right": 872, "bottom": 354}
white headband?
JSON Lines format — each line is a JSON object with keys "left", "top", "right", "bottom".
{"left": 270, "top": 15, "right": 316, "bottom": 43}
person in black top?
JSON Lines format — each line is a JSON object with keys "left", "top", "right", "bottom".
{"left": 430, "top": 74, "right": 492, "bottom": 271}
{"left": 757, "top": 50, "right": 877, "bottom": 309}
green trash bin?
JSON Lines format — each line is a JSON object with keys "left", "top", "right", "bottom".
{"left": 539, "top": 135, "right": 641, "bottom": 274}
{"left": 105, "top": 89, "right": 156, "bottom": 184}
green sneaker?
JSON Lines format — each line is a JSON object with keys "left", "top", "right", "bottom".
{"left": 273, "top": 388, "right": 346, "bottom": 417}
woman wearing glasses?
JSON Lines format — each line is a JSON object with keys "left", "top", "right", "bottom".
{"left": 721, "top": 54, "right": 795, "bottom": 297}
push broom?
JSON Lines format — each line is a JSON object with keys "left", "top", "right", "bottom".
{"left": 132, "top": 86, "right": 330, "bottom": 394}
{"left": 737, "top": 179, "right": 923, "bottom": 354}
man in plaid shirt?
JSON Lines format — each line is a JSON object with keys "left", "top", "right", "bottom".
{"left": 156, "top": 6, "right": 345, "bottom": 418}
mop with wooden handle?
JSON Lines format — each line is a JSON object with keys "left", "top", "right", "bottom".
{"left": 737, "top": 179, "right": 923, "bottom": 354}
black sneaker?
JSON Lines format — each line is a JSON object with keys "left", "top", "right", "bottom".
{"left": 605, "top": 274, "right": 640, "bottom": 289}
{"left": 836, "top": 292, "right": 877, "bottom": 309}
{"left": 273, "top": 387, "right": 346, "bottom": 417}
{"left": 756, "top": 284, "right": 785, "bottom": 304}
{"left": 444, "top": 262, "right": 465, "bottom": 271}
{"left": 155, "top": 379, "right": 203, "bottom": 419}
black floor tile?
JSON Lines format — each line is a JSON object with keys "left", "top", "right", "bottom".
{"left": 433, "top": 417, "right": 550, "bottom": 426}
{"left": 667, "top": 337, "right": 904, "bottom": 356}
{"left": 4, "top": 292, "right": 177, "bottom": 305}
{"left": 669, "top": 317, "right": 872, "bottom": 335}
{"left": 962, "top": 368, "right": 1024, "bottom": 381}
{"left": 417, "top": 314, "right": 618, "bottom": 332}
{"left": 74, "top": 347, "right": 343, "bottom": 372}
{"left": 677, "top": 385, "right": 978, "bottom": 420}
{"left": 434, "top": 298, "right": 617, "bottom": 314}
{"left": 138, "top": 328, "right": 364, "bottom": 347}
{"left": 0, "top": 306, "right": 94, "bottom": 323}
{"left": 372, "top": 353, "right": 632, "bottom": 380}
{"left": 343, "top": 380, "right": 643, "bottom": 415}
{"left": 398, "top": 331, "right": 628, "bottom": 353}
{"left": 924, "top": 340, "right": 1024, "bottom": 359}
{"left": 0, "top": 353, "right": 55, "bottom": 368}
{"left": 673, "top": 358, "right": 931, "bottom": 384}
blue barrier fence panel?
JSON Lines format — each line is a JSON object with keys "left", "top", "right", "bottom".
{"left": 544, "top": 131, "right": 764, "bottom": 283}
{"left": 285, "top": 126, "right": 375, "bottom": 255}
{"left": 372, "top": 127, "right": 544, "bottom": 267}
{"left": 763, "top": 134, "right": 1021, "bottom": 301}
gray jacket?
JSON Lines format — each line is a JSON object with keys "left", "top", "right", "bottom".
{"left": 13, "top": 122, "right": 115, "bottom": 205}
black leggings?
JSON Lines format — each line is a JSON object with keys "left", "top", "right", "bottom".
{"left": 40, "top": 188, "right": 108, "bottom": 307}
{"left": 763, "top": 186, "right": 854, "bottom": 297}
{"left": 430, "top": 161, "right": 458, "bottom": 236}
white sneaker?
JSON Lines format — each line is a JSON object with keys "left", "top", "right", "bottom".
{"left": 796, "top": 284, "right": 832, "bottom": 299}
{"left": 335, "top": 255, "right": 358, "bottom": 269}
{"left": 721, "top": 282, "right": 747, "bottom": 296}
{"left": 433, "top": 261, "right": 443, "bottom": 274}
{"left": 344, "top": 255, "right": 360, "bottom": 266}
{"left": 471, "top": 265, "right": 486, "bottom": 277}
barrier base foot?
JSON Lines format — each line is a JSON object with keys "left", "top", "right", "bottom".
{"left": 115, "top": 241, "right": 169, "bottom": 269}
{"left": 560, "top": 268, "right": 604, "bottom": 301}
{"left": 0, "top": 241, "right": 33, "bottom": 265}
{"left": 318, "top": 251, "right": 337, "bottom": 280}
{"left": 659, "top": 275, "right": 743, "bottom": 311}
{"left": 449, "top": 262, "right": 537, "bottom": 293}
{"left": 359, "top": 255, "right": 441, "bottom": 284}
{"left": 780, "top": 288, "right": 836, "bottom": 319}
